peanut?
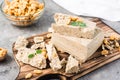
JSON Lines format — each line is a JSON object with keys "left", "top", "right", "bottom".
{"left": 101, "top": 50, "right": 109, "bottom": 56}
{"left": 25, "top": 73, "right": 32, "bottom": 79}
{"left": 33, "top": 70, "right": 42, "bottom": 74}
{"left": 46, "top": 33, "right": 52, "bottom": 38}
{"left": 70, "top": 16, "right": 78, "bottom": 21}
{"left": 109, "top": 35, "right": 115, "bottom": 40}
{"left": 0, "top": 48, "right": 7, "bottom": 61}
{"left": 42, "top": 52, "right": 47, "bottom": 57}
{"left": 103, "top": 39, "right": 109, "bottom": 45}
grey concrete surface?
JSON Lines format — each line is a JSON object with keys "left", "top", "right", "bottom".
{"left": 0, "top": 0, "right": 120, "bottom": 80}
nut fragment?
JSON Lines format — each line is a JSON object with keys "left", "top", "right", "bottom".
{"left": 70, "top": 16, "right": 78, "bottom": 21}
{"left": 101, "top": 35, "right": 120, "bottom": 56}
{"left": 110, "top": 35, "right": 116, "bottom": 40}
{"left": 101, "top": 50, "right": 109, "bottom": 56}
{"left": 42, "top": 49, "right": 47, "bottom": 52}
{"left": 105, "top": 45, "right": 113, "bottom": 50}
{"left": 115, "top": 40, "right": 119, "bottom": 48}
{"left": 103, "top": 39, "right": 109, "bottom": 45}
{"left": 33, "top": 70, "right": 42, "bottom": 74}
{"left": 42, "top": 51, "right": 46, "bottom": 55}
{"left": 25, "top": 73, "right": 32, "bottom": 79}
{"left": 102, "top": 44, "right": 105, "bottom": 50}
{"left": 0, "top": 48, "right": 7, "bottom": 61}
{"left": 46, "top": 33, "right": 52, "bottom": 38}
{"left": 45, "top": 54, "right": 48, "bottom": 59}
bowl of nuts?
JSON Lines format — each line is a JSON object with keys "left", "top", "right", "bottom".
{"left": 0, "top": 0, "right": 45, "bottom": 27}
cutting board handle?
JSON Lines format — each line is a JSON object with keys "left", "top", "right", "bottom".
{"left": 37, "top": 74, "right": 71, "bottom": 80}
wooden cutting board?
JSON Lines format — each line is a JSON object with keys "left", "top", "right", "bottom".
{"left": 12, "top": 18, "right": 120, "bottom": 80}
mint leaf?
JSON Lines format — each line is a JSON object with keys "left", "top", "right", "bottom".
{"left": 70, "top": 21, "right": 77, "bottom": 26}
{"left": 28, "top": 54, "right": 34, "bottom": 58}
{"left": 36, "top": 49, "right": 42, "bottom": 54}
{"left": 79, "top": 22, "right": 86, "bottom": 27}
{"left": 70, "top": 21, "right": 86, "bottom": 27}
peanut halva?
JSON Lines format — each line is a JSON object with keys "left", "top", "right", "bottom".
{"left": 52, "top": 13, "right": 97, "bottom": 39}
{"left": 51, "top": 28, "right": 104, "bottom": 63}
{"left": 65, "top": 55, "right": 80, "bottom": 73}
{"left": 46, "top": 43, "right": 63, "bottom": 71}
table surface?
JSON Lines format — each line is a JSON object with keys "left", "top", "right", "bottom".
{"left": 0, "top": 0, "right": 120, "bottom": 80}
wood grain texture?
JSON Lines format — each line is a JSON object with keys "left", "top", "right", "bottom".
{"left": 12, "top": 18, "right": 120, "bottom": 80}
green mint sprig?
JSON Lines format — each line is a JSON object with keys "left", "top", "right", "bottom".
{"left": 70, "top": 21, "right": 86, "bottom": 27}
{"left": 28, "top": 49, "right": 42, "bottom": 58}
